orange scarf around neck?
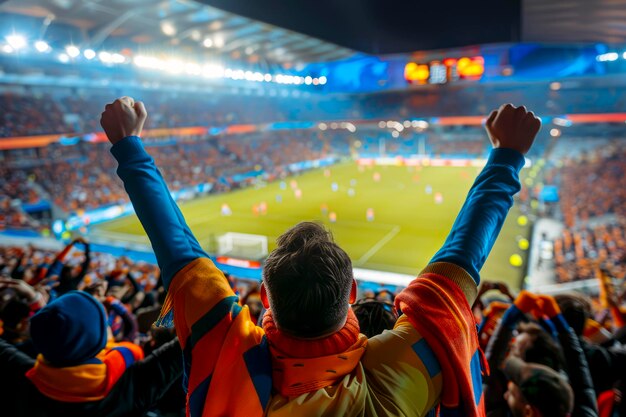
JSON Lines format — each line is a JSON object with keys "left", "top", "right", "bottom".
{"left": 262, "top": 309, "right": 367, "bottom": 396}
{"left": 26, "top": 342, "right": 143, "bottom": 402}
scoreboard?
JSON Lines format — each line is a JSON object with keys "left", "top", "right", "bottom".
{"left": 404, "top": 56, "right": 484, "bottom": 85}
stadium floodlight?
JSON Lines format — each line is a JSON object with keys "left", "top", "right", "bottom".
{"left": 203, "top": 64, "right": 224, "bottom": 78}
{"left": 185, "top": 63, "right": 201, "bottom": 75}
{"left": 98, "top": 51, "right": 112, "bottom": 63}
{"left": 66, "top": 45, "right": 80, "bottom": 58}
{"left": 213, "top": 35, "right": 225, "bottom": 48}
{"left": 6, "top": 34, "right": 26, "bottom": 50}
{"left": 83, "top": 49, "right": 96, "bottom": 60}
{"left": 264, "top": 73, "right": 272, "bottom": 82}
{"left": 34, "top": 40, "right": 50, "bottom": 53}
{"left": 319, "top": 75, "right": 328, "bottom": 85}
{"left": 596, "top": 52, "right": 618, "bottom": 62}
{"left": 160, "top": 21, "right": 176, "bottom": 36}
{"left": 164, "top": 59, "right": 183, "bottom": 74}
{"left": 58, "top": 53, "right": 69, "bottom": 63}
{"left": 2, "top": 45, "right": 14, "bottom": 54}
{"left": 304, "top": 76, "right": 312, "bottom": 85}
{"left": 202, "top": 38, "right": 213, "bottom": 48}
{"left": 111, "top": 53, "right": 126, "bottom": 64}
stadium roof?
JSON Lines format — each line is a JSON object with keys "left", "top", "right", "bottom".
{"left": 523, "top": 0, "right": 626, "bottom": 45}
{"left": 0, "top": 0, "right": 358, "bottom": 66}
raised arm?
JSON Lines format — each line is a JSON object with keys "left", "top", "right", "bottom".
{"left": 430, "top": 104, "right": 541, "bottom": 291}
{"left": 100, "top": 97, "right": 209, "bottom": 289}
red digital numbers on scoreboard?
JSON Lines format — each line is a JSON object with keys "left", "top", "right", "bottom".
{"left": 404, "top": 56, "right": 483, "bottom": 85}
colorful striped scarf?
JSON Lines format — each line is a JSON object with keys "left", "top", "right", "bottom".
{"left": 25, "top": 341, "right": 144, "bottom": 402}
{"left": 395, "top": 272, "right": 488, "bottom": 417}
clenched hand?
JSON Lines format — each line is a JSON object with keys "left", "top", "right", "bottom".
{"left": 100, "top": 96, "right": 148, "bottom": 145}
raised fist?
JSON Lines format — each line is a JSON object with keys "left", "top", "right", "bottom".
{"left": 100, "top": 96, "right": 147, "bottom": 145}
{"left": 485, "top": 104, "right": 541, "bottom": 155}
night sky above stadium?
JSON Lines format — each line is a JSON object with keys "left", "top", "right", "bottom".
{"left": 202, "top": 0, "right": 521, "bottom": 53}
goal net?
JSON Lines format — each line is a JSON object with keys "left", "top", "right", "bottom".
{"left": 217, "top": 232, "right": 269, "bottom": 260}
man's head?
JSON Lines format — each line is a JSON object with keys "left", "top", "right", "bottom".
{"left": 352, "top": 298, "right": 397, "bottom": 338}
{"left": 262, "top": 222, "right": 356, "bottom": 338}
{"left": 554, "top": 292, "right": 592, "bottom": 336}
{"left": 510, "top": 322, "right": 564, "bottom": 371}
{"left": 503, "top": 357, "right": 574, "bottom": 417}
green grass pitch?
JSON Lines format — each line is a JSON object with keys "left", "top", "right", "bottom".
{"left": 94, "top": 162, "right": 529, "bottom": 289}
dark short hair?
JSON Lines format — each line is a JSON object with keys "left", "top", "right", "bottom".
{"left": 352, "top": 298, "right": 397, "bottom": 338}
{"left": 518, "top": 322, "right": 565, "bottom": 371}
{"left": 263, "top": 222, "right": 353, "bottom": 337}
{"left": 554, "top": 292, "right": 592, "bottom": 336}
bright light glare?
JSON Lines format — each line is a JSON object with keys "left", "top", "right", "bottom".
{"left": 66, "top": 45, "right": 80, "bottom": 58}
{"left": 318, "top": 76, "right": 327, "bottom": 85}
{"left": 2, "top": 45, "right": 14, "bottom": 54}
{"left": 6, "top": 35, "right": 26, "bottom": 50}
{"left": 83, "top": 49, "right": 96, "bottom": 60}
{"left": 98, "top": 51, "right": 112, "bottom": 63}
{"left": 202, "top": 38, "right": 213, "bottom": 48}
{"left": 111, "top": 53, "right": 126, "bottom": 63}
{"left": 203, "top": 65, "right": 224, "bottom": 78}
{"left": 160, "top": 22, "right": 176, "bottom": 36}
{"left": 58, "top": 53, "right": 69, "bottom": 63}
{"left": 596, "top": 52, "right": 618, "bottom": 62}
{"left": 213, "top": 35, "right": 225, "bottom": 48}
{"left": 130, "top": 53, "right": 321, "bottom": 87}
{"left": 550, "top": 128, "right": 561, "bottom": 137}
{"left": 35, "top": 40, "right": 50, "bottom": 52}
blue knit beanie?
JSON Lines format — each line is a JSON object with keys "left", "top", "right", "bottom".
{"left": 30, "top": 291, "right": 108, "bottom": 366}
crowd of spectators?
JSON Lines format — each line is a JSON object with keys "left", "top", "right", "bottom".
{"left": 1, "top": 240, "right": 624, "bottom": 416}
{"left": 557, "top": 148, "right": 626, "bottom": 229}
{"left": 2, "top": 83, "right": 625, "bottom": 139}
{"left": 0, "top": 90, "right": 338, "bottom": 138}
{"left": 554, "top": 220, "right": 626, "bottom": 283}
{"left": 0, "top": 130, "right": 347, "bottom": 216}
{"left": 546, "top": 144, "right": 626, "bottom": 284}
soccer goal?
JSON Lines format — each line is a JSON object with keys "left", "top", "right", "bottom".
{"left": 217, "top": 232, "right": 269, "bottom": 260}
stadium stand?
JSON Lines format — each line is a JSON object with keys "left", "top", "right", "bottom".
{"left": 2, "top": 0, "right": 626, "bottom": 415}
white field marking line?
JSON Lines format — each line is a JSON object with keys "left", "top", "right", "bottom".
{"left": 359, "top": 261, "right": 420, "bottom": 277}
{"left": 355, "top": 225, "right": 402, "bottom": 266}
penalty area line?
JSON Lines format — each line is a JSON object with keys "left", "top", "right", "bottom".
{"left": 355, "top": 225, "right": 401, "bottom": 266}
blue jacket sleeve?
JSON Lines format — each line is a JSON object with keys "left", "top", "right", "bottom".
{"left": 111, "top": 136, "right": 209, "bottom": 289}
{"left": 431, "top": 148, "right": 525, "bottom": 284}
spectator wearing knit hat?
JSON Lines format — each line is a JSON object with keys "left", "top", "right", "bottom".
{"left": 0, "top": 291, "right": 183, "bottom": 417}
